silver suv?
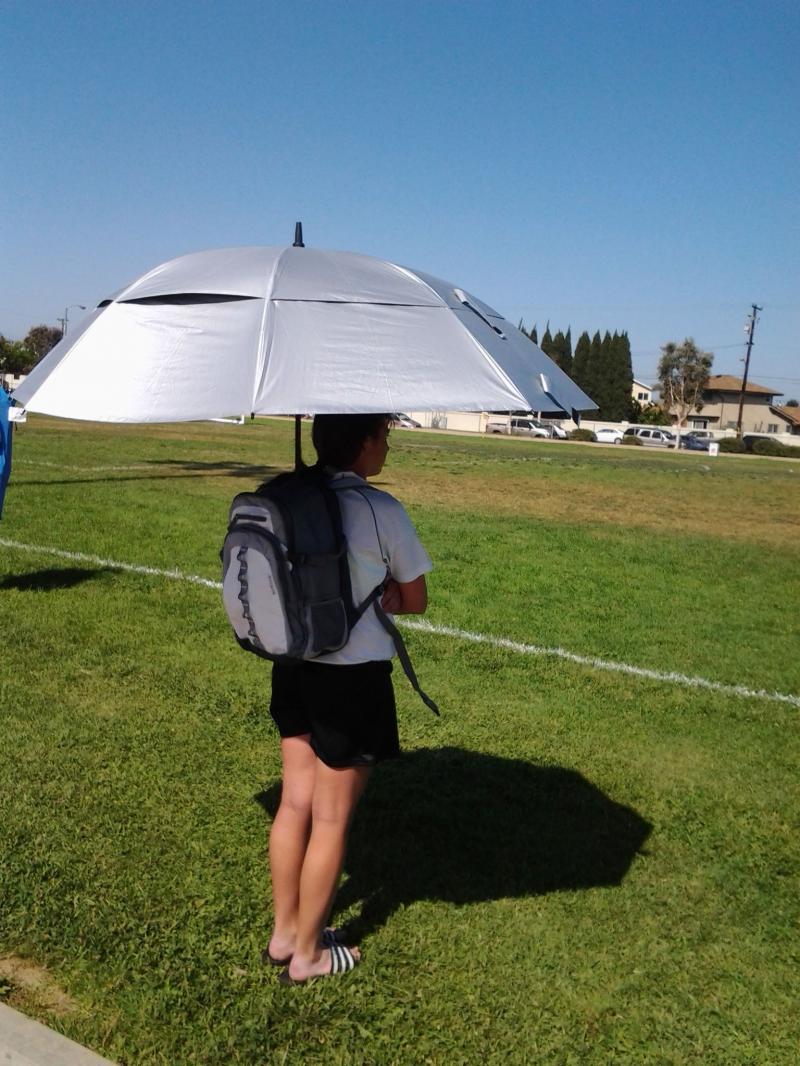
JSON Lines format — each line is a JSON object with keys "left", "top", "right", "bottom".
{"left": 623, "top": 427, "right": 676, "bottom": 448}
{"left": 487, "top": 417, "right": 551, "bottom": 438}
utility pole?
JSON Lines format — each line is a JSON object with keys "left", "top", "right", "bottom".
{"left": 736, "top": 303, "right": 763, "bottom": 436}
{"left": 58, "top": 304, "right": 86, "bottom": 337}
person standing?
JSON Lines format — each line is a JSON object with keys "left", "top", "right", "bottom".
{"left": 265, "top": 414, "right": 432, "bottom": 984}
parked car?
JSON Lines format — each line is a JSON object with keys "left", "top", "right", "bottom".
{"left": 391, "top": 412, "right": 421, "bottom": 428}
{"left": 678, "top": 432, "right": 711, "bottom": 451}
{"left": 593, "top": 427, "right": 623, "bottom": 445}
{"left": 486, "top": 417, "right": 550, "bottom": 438}
{"left": 623, "top": 427, "right": 676, "bottom": 448}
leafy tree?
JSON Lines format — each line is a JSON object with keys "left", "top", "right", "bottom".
{"left": 23, "top": 325, "right": 62, "bottom": 366}
{"left": 629, "top": 399, "right": 670, "bottom": 425}
{"left": 786, "top": 398, "right": 799, "bottom": 407}
{"left": 657, "top": 338, "right": 713, "bottom": 443}
{"left": 0, "top": 335, "right": 33, "bottom": 376}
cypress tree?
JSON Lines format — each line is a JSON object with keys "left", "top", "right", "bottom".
{"left": 529, "top": 324, "right": 538, "bottom": 345}
{"left": 572, "top": 331, "right": 591, "bottom": 394}
{"left": 621, "top": 331, "right": 634, "bottom": 411}
{"left": 540, "top": 325, "right": 553, "bottom": 357}
{"left": 605, "top": 331, "right": 634, "bottom": 421}
{"left": 585, "top": 331, "right": 603, "bottom": 411}
{"left": 591, "top": 331, "right": 613, "bottom": 417}
{"left": 551, "top": 330, "right": 565, "bottom": 371}
{"left": 550, "top": 329, "right": 573, "bottom": 375}
{"left": 550, "top": 332, "right": 567, "bottom": 375}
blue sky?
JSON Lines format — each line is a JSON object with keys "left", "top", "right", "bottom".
{"left": 2, "top": 0, "right": 798, "bottom": 397}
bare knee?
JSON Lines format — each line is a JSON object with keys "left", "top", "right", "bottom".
{"left": 310, "top": 764, "right": 371, "bottom": 827}
{"left": 279, "top": 787, "right": 313, "bottom": 820}
{"left": 276, "top": 734, "right": 316, "bottom": 820}
{"left": 310, "top": 799, "right": 352, "bottom": 830}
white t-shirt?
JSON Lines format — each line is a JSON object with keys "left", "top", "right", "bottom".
{"left": 316, "top": 471, "right": 433, "bottom": 665}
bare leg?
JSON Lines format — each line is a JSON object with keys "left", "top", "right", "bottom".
{"left": 287, "top": 760, "right": 371, "bottom": 981}
{"left": 267, "top": 734, "right": 316, "bottom": 961}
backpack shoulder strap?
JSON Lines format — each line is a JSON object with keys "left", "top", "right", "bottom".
{"left": 331, "top": 477, "right": 439, "bottom": 716}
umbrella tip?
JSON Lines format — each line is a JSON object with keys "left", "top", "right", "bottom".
{"left": 293, "top": 221, "right": 305, "bottom": 248}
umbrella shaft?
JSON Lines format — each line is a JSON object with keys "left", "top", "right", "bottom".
{"left": 294, "top": 415, "right": 304, "bottom": 470}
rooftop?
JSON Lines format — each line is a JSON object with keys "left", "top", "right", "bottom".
{"left": 772, "top": 404, "right": 800, "bottom": 427}
{"left": 704, "top": 375, "right": 780, "bottom": 397}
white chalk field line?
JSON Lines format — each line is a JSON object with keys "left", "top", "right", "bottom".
{"left": 1, "top": 536, "right": 798, "bottom": 710}
{"left": 0, "top": 538, "right": 221, "bottom": 589}
{"left": 15, "top": 459, "right": 158, "bottom": 473}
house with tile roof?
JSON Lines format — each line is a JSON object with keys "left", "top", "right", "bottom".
{"left": 670, "top": 375, "right": 793, "bottom": 435}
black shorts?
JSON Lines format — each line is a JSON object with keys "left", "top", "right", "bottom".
{"left": 269, "top": 659, "right": 400, "bottom": 769}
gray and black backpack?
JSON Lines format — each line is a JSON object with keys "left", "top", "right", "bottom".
{"left": 221, "top": 466, "right": 438, "bottom": 714}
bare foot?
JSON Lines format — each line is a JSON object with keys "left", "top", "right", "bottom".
{"left": 265, "top": 933, "right": 295, "bottom": 963}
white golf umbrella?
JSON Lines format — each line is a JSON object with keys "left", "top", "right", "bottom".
{"left": 13, "top": 232, "right": 596, "bottom": 422}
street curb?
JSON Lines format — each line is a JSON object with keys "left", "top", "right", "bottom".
{"left": 0, "top": 1003, "right": 117, "bottom": 1065}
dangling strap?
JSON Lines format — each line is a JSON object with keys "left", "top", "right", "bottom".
{"left": 372, "top": 600, "right": 440, "bottom": 716}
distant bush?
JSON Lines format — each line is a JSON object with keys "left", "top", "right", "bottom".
{"left": 718, "top": 437, "right": 746, "bottom": 453}
{"left": 752, "top": 438, "right": 786, "bottom": 456}
{"left": 751, "top": 438, "right": 800, "bottom": 458}
{"left": 570, "top": 428, "right": 595, "bottom": 441}
{"left": 621, "top": 435, "right": 643, "bottom": 446}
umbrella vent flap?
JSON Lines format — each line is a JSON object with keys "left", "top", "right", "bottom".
{"left": 119, "top": 294, "right": 259, "bottom": 306}
{"left": 453, "top": 289, "right": 507, "bottom": 338}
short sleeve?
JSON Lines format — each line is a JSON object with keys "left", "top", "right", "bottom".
{"left": 379, "top": 497, "right": 433, "bottom": 584}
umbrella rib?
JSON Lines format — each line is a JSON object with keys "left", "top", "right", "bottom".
{"left": 444, "top": 311, "right": 532, "bottom": 411}
{"left": 251, "top": 248, "right": 289, "bottom": 414}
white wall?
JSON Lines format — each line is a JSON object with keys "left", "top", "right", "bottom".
{"left": 406, "top": 410, "right": 488, "bottom": 433}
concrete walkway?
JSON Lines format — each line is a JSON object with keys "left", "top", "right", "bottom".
{"left": 0, "top": 1004, "right": 117, "bottom": 1065}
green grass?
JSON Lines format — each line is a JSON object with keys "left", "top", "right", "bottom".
{"left": 1, "top": 417, "right": 799, "bottom": 1064}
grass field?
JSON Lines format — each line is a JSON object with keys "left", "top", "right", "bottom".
{"left": 1, "top": 417, "right": 798, "bottom": 1065}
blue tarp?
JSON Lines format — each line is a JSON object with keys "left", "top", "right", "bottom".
{"left": 0, "top": 387, "right": 12, "bottom": 519}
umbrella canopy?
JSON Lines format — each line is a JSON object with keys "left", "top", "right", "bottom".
{"left": 13, "top": 243, "right": 596, "bottom": 422}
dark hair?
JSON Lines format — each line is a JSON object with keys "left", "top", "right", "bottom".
{"left": 312, "top": 414, "right": 390, "bottom": 470}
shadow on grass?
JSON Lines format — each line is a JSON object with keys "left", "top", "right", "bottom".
{"left": 16, "top": 461, "right": 283, "bottom": 489}
{"left": 0, "top": 567, "right": 109, "bottom": 591}
{"left": 147, "top": 459, "right": 283, "bottom": 475}
{"left": 256, "top": 746, "right": 651, "bottom": 939}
